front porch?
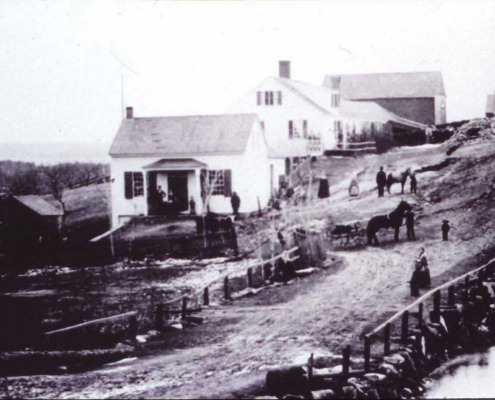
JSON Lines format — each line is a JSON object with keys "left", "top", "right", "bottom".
{"left": 143, "top": 158, "right": 206, "bottom": 218}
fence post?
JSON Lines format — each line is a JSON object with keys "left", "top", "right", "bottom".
{"left": 384, "top": 323, "right": 391, "bottom": 356}
{"left": 308, "top": 353, "right": 314, "bottom": 388}
{"left": 418, "top": 303, "right": 423, "bottom": 329}
{"left": 433, "top": 290, "right": 441, "bottom": 323}
{"left": 230, "top": 226, "right": 239, "bottom": 256}
{"left": 448, "top": 285, "right": 455, "bottom": 306}
{"left": 155, "top": 304, "right": 163, "bottom": 331}
{"left": 181, "top": 297, "right": 188, "bottom": 320}
{"left": 401, "top": 311, "right": 409, "bottom": 344}
{"left": 129, "top": 315, "right": 137, "bottom": 342}
{"left": 203, "top": 287, "right": 209, "bottom": 306}
{"left": 342, "top": 345, "right": 351, "bottom": 382}
{"left": 247, "top": 267, "right": 253, "bottom": 288}
{"left": 224, "top": 276, "right": 230, "bottom": 300}
{"left": 364, "top": 335, "right": 371, "bottom": 372}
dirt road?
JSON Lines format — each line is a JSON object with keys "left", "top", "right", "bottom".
{"left": 3, "top": 141, "right": 495, "bottom": 398}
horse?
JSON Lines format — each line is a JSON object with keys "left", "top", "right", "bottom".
{"left": 387, "top": 168, "right": 411, "bottom": 194}
{"left": 367, "top": 200, "right": 412, "bottom": 245}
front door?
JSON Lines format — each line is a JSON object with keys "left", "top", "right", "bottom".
{"left": 168, "top": 172, "right": 189, "bottom": 212}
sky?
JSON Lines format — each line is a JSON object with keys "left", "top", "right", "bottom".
{"left": 0, "top": 0, "right": 494, "bottom": 151}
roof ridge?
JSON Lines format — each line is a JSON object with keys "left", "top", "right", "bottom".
{"left": 127, "top": 113, "right": 258, "bottom": 121}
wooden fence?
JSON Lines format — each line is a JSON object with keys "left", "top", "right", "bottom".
{"left": 44, "top": 246, "right": 301, "bottom": 346}
{"left": 307, "top": 255, "right": 495, "bottom": 382}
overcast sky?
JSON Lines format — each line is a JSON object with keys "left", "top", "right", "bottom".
{"left": 1, "top": 0, "right": 494, "bottom": 147}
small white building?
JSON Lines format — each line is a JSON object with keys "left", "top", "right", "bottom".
{"left": 109, "top": 109, "right": 271, "bottom": 228}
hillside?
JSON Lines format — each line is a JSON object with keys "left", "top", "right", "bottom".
{"left": 4, "top": 138, "right": 495, "bottom": 398}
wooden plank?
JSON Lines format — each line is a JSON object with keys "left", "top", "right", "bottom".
{"left": 384, "top": 323, "right": 391, "bottom": 356}
{"left": 364, "top": 335, "right": 370, "bottom": 372}
{"left": 448, "top": 285, "right": 455, "bottom": 306}
{"left": 401, "top": 311, "right": 409, "bottom": 344}
{"left": 342, "top": 345, "right": 351, "bottom": 381}
{"left": 45, "top": 311, "right": 138, "bottom": 336}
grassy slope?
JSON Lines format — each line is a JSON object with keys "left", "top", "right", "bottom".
{"left": 62, "top": 182, "right": 111, "bottom": 242}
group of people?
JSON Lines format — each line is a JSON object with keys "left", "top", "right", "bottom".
{"left": 375, "top": 166, "right": 417, "bottom": 197}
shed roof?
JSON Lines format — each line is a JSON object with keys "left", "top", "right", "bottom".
{"left": 323, "top": 71, "right": 446, "bottom": 100}
{"left": 13, "top": 195, "right": 64, "bottom": 216}
{"left": 109, "top": 113, "right": 258, "bottom": 157}
{"left": 486, "top": 94, "right": 495, "bottom": 115}
{"left": 274, "top": 77, "right": 424, "bottom": 128}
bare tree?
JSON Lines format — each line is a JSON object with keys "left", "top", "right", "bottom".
{"left": 41, "top": 164, "right": 67, "bottom": 212}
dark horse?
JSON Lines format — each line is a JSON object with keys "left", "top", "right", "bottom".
{"left": 367, "top": 200, "right": 412, "bottom": 245}
{"left": 387, "top": 168, "right": 411, "bottom": 194}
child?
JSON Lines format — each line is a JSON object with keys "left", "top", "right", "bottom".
{"left": 442, "top": 220, "right": 450, "bottom": 241}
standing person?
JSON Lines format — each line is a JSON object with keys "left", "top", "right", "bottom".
{"left": 158, "top": 186, "right": 167, "bottom": 215}
{"left": 405, "top": 210, "right": 416, "bottom": 240}
{"left": 442, "top": 220, "right": 450, "bottom": 241}
{"left": 410, "top": 174, "right": 417, "bottom": 194}
{"left": 376, "top": 166, "right": 387, "bottom": 197}
{"left": 231, "top": 192, "right": 241, "bottom": 215}
{"left": 189, "top": 196, "right": 196, "bottom": 215}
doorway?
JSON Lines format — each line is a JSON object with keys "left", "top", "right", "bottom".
{"left": 168, "top": 172, "right": 189, "bottom": 212}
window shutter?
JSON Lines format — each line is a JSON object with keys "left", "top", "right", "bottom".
{"left": 277, "top": 91, "right": 282, "bottom": 105}
{"left": 269, "top": 91, "right": 274, "bottom": 105}
{"left": 303, "top": 120, "right": 308, "bottom": 138}
{"left": 289, "top": 121, "right": 293, "bottom": 139}
{"left": 124, "top": 172, "right": 133, "bottom": 199}
{"left": 265, "top": 91, "right": 269, "bottom": 105}
{"left": 223, "top": 169, "right": 232, "bottom": 196}
{"left": 257, "top": 91, "right": 262, "bottom": 106}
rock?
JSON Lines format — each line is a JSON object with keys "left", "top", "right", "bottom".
{"left": 363, "top": 373, "right": 387, "bottom": 383}
{"left": 341, "top": 385, "right": 357, "bottom": 399}
{"left": 115, "top": 343, "right": 135, "bottom": 351}
{"left": 383, "top": 353, "right": 405, "bottom": 366}
{"left": 170, "top": 323, "right": 183, "bottom": 330}
{"left": 136, "top": 335, "right": 147, "bottom": 343}
{"left": 147, "top": 330, "right": 161, "bottom": 338}
{"left": 379, "top": 362, "right": 401, "bottom": 380}
{"left": 266, "top": 366, "right": 307, "bottom": 397}
{"left": 310, "top": 389, "right": 335, "bottom": 399}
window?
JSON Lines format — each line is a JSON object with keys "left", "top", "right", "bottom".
{"left": 207, "top": 170, "right": 232, "bottom": 196}
{"left": 289, "top": 120, "right": 308, "bottom": 139}
{"left": 124, "top": 171, "right": 144, "bottom": 199}
{"left": 331, "top": 93, "right": 340, "bottom": 108}
{"left": 260, "top": 121, "right": 265, "bottom": 131}
{"left": 257, "top": 91, "right": 282, "bottom": 106}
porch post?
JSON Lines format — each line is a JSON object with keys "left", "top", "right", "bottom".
{"left": 194, "top": 168, "right": 203, "bottom": 215}
{"left": 143, "top": 170, "right": 149, "bottom": 217}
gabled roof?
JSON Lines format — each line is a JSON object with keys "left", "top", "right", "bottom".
{"left": 323, "top": 71, "right": 446, "bottom": 99}
{"left": 275, "top": 77, "right": 337, "bottom": 115}
{"left": 13, "top": 195, "right": 64, "bottom": 216}
{"left": 109, "top": 114, "right": 259, "bottom": 157}
{"left": 340, "top": 101, "right": 426, "bottom": 129}
{"left": 486, "top": 94, "right": 495, "bottom": 115}
{"left": 143, "top": 158, "right": 207, "bottom": 170}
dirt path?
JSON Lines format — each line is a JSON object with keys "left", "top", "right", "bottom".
{"left": 4, "top": 142, "right": 495, "bottom": 398}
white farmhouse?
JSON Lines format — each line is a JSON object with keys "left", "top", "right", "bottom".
{"left": 227, "top": 61, "right": 425, "bottom": 186}
{"left": 109, "top": 109, "right": 271, "bottom": 228}
{"left": 227, "top": 61, "right": 341, "bottom": 184}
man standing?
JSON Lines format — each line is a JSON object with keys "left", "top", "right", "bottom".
{"left": 410, "top": 174, "right": 417, "bottom": 194}
{"left": 376, "top": 166, "right": 387, "bottom": 197}
{"left": 405, "top": 210, "right": 415, "bottom": 240}
{"left": 442, "top": 220, "right": 450, "bottom": 241}
{"left": 231, "top": 192, "right": 241, "bottom": 215}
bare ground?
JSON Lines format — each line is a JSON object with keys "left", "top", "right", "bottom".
{"left": 3, "top": 140, "right": 495, "bottom": 398}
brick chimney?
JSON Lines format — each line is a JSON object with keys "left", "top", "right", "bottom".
{"left": 279, "top": 61, "right": 291, "bottom": 79}
{"left": 126, "top": 107, "right": 133, "bottom": 119}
